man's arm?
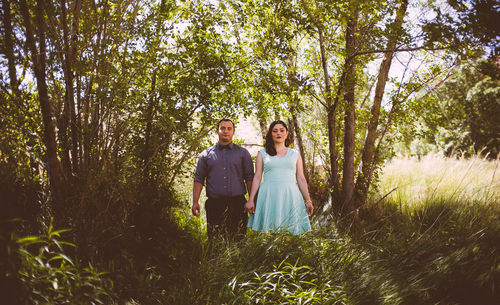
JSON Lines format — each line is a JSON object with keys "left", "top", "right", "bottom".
{"left": 245, "top": 180, "right": 253, "bottom": 198}
{"left": 192, "top": 181, "right": 203, "bottom": 217}
{"left": 242, "top": 148, "right": 255, "bottom": 201}
{"left": 245, "top": 152, "right": 263, "bottom": 214}
{"left": 193, "top": 152, "right": 207, "bottom": 217}
{"left": 242, "top": 148, "right": 255, "bottom": 185}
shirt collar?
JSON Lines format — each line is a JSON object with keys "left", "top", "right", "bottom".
{"left": 217, "top": 142, "right": 234, "bottom": 150}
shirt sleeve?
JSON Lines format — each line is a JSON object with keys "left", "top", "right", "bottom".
{"left": 242, "top": 148, "right": 255, "bottom": 181}
{"left": 194, "top": 152, "right": 207, "bottom": 185}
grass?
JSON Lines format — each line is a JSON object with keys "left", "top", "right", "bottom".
{"left": 10, "top": 155, "right": 498, "bottom": 304}
{"left": 159, "top": 155, "right": 499, "bottom": 305}
{"left": 379, "top": 154, "right": 499, "bottom": 206}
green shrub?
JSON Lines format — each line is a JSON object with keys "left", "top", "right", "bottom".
{"left": 16, "top": 220, "right": 115, "bottom": 304}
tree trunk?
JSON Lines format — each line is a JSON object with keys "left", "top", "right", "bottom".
{"left": 285, "top": 53, "right": 307, "bottom": 170}
{"left": 354, "top": 0, "right": 408, "bottom": 205}
{"left": 58, "top": 0, "right": 73, "bottom": 175}
{"left": 68, "top": 0, "right": 81, "bottom": 173}
{"left": 89, "top": 2, "right": 108, "bottom": 172}
{"left": 1, "top": 0, "right": 19, "bottom": 94}
{"left": 300, "top": 0, "right": 340, "bottom": 203}
{"left": 341, "top": 8, "right": 359, "bottom": 214}
{"left": 82, "top": 80, "right": 91, "bottom": 171}
{"left": 77, "top": 75, "right": 83, "bottom": 165}
{"left": 292, "top": 112, "right": 307, "bottom": 179}
{"left": 58, "top": 102, "right": 72, "bottom": 175}
{"left": 167, "top": 126, "right": 212, "bottom": 188}
{"left": 287, "top": 117, "right": 295, "bottom": 145}
{"left": 258, "top": 114, "right": 267, "bottom": 142}
{"left": 318, "top": 26, "right": 340, "bottom": 205}
{"left": 19, "top": 0, "right": 65, "bottom": 203}
{"left": 142, "top": 69, "right": 157, "bottom": 180}
{"left": 142, "top": 0, "right": 165, "bottom": 181}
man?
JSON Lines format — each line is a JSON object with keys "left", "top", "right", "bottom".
{"left": 192, "top": 118, "right": 254, "bottom": 240}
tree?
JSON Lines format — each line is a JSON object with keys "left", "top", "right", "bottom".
{"left": 1, "top": 0, "right": 255, "bottom": 260}
{"left": 19, "top": 0, "right": 66, "bottom": 213}
{"left": 422, "top": 0, "right": 500, "bottom": 56}
{"left": 299, "top": 0, "right": 407, "bottom": 217}
{"left": 354, "top": 0, "right": 409, "bottom": 206}
{"left": 418, "top": 57, "right": 500, "bottom": 158}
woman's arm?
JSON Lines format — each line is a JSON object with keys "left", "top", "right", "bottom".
{"left": 245, "top": 152, "right": 263, "bottom": 214}
{"left": 296, "top": 153, "right": 314, "bottom": 216}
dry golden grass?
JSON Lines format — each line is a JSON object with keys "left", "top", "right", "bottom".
{"left": 380, "top": 154, "right": 500, "bottom": 207}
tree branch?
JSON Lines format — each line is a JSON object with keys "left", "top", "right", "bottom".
{"left": 348, "top": 45, "right": 459, "bottom": 61}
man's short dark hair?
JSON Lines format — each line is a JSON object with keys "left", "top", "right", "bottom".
{"left": 218, "top": 118, "right": 235, "bottom": 130}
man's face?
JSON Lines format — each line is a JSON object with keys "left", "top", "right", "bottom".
{"left": 218, "top": 121, "right": 234, "bottom": 144}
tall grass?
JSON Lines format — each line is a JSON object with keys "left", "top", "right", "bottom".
{"left": 357, "top": 155, "right": 500, "bottom": 304}
{"left": 158, "top": 155, "right": 499, "bottom": 305}
{"left": 379, "top": 154, "right": 499, "bottom": 206}
{"left": 10, "top": 156, "right": 498, "bottom": 304}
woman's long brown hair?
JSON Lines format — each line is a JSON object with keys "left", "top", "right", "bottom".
{"left": 264, "top": 120, "right": 291, "bottom": 156}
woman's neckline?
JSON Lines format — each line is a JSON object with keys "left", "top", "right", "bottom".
{"left": 274, "top": 147, "right": 288, "bottom": 158}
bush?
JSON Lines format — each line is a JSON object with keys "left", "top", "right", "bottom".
{"left": 14, "top": 220, "right": 115, "bottom": 304}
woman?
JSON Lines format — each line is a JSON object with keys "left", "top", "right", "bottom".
{"left": 246, "top": 120, "right": 313, "bottom": 235}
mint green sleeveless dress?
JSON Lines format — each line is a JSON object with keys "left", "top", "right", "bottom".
{"left": 247, "top": 148, "right": 311, "bottom": 235}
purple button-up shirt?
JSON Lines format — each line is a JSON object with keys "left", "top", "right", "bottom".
{"left": 194, "top": 142, "right": 254, "bottom": 199}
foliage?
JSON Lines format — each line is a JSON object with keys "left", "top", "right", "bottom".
{"left": 228, "top": 0, "right": 494, "bottom": 215}
{"left": 160, "top": 193, "right": 499, "bottom": 305}
{"left": 101, "top": 203, "right": 203, "bottom": 305}
{"left": 14, "top": 221, "right": 114, "bottom": 304}
{"left": 231, "top": 259, "right": 348, "bottom": 304}
{"left": 415, "top": 57, "right": 500, "bottom": 158}
{"left": 0, "top": 0, "right": 253, "bottom": 262}
{"left": 421, "top": 0, "right": 500, "bottom": 55}
{"left": 1, "top": 219, "right": 26, "bottom": 305}
{"left": 158, "top": 229, "right": 359, "bottom": 305}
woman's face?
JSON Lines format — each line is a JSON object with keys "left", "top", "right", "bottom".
{"left": 271, "top": 123, "right": 288, "bottom": 144}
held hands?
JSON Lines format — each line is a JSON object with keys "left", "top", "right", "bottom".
{"left": 192, "top": 202, "right": 200, "bottom": 217}
{"left": 245, "top": 200, "right": 255, "bottom": 214}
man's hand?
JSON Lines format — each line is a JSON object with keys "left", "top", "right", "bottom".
{"left": 245, "top": 201, "right": 255, "bottom": 214}
{"left": 192, "top": 202, "right": 200, "bottom": 217}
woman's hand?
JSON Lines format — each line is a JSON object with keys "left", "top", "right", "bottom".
{"left": 305, "top": 201, "right": 314, "bottom": 216}
{"left": 245, "top": 200, "right": 255, "bottom": 214}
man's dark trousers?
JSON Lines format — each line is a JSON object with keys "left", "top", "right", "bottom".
{"left": 205, "top": 195, "right": 247, "bottom": 240}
